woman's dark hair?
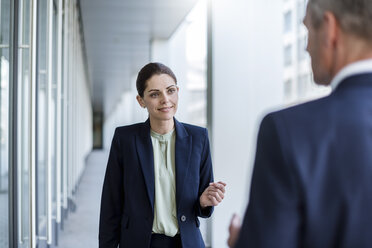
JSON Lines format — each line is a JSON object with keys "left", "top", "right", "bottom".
{"left": 136, "top": 62, "right": 177, "bottom": 97}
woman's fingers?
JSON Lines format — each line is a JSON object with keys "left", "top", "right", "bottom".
{"left": 217, "top": 181, "right": 227, "bottom": 187}
{"left": 209, "top": 181, "right": 226, "bottom": 193}
{"left": 207, "top": 189, "right": 223, "bottom": 204}
{"left": 210, "top": 188, "right": 224, "bottom": 200}
{"left": 207, "top": 186, "right": 225, "bottom": 199}
{"left": 201, "top": 181, "right": 227, "bottom": 207}
{"left": 208, "top": 195, "right": 220, "bottom": 205}
{"left": 210, "top": 191, "right": 223, "bottom": 202}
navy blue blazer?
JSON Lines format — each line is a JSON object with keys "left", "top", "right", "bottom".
{"left": 99, "top": 118, "right": 214, "bottom": 248}
{"left": 235, "top": 73, "right": 372, "bottom": 248}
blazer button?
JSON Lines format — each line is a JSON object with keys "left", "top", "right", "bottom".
{"left": 180, "top": 215, "right": 186, "bottom": 222}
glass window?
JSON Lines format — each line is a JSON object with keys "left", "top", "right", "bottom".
{"left": 297, "top": 0, "right": 306, "bottom": 25}
{"left": 17, "top": 0, "right": 32, "bottom": 247}
{"left": 297, "top": 74, "right": 308, "bottom": 97}
{"left": 284, "top": 44, "right": 292, "bottom": 66}
{"left": 0, "top": 0, "right": 11, "bottom": 247}
{"left": 284, "top": 79, "right": 292, "bottom": 99}
{"left": 51, "top": 0, "right": 59, "bottom": 230}
{"left": 36, "top": 0, "right": 57, "bottom": 245}
{"left": 284, "top": 10, "right": 292, "bottom": 33}
{"left": 298, "top": 36, "right": 307, "bottom": 61}
{"left": 36, "top": 0, "right": 48, "bottom": 241}
{"left": 185, "top": 0, "right": 208, "bottom": 127}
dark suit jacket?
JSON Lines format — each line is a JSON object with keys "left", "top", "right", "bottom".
{"left": 99, "top": 118, "right": 213, "bottom": 248}
{"left": 235, "top": 73, "right": 372, "bottom": 248}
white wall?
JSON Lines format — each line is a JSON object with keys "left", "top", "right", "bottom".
{"left": 71, "top": 18, "right": 94, "bottom": 190}
{"left": 211, "top": 0, "right": 284, "bottom": 247}
{"left": 103, "top": 79, "right": 148, "bottom": 150}
{"left": 76, "top": 41, "right": 93, "bottom": 180}
{"left": 151, "top": 39, "right": 170, "bottom": 65}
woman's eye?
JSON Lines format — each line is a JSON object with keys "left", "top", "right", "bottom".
{"left": 150, "top": 93, "right": 159, "bottom": 98}
{"left": 168, "top": 88, "right": 176, "bottom": 94}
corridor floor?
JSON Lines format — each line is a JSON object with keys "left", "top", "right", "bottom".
{"left": 58, "top": 150, "right": 108, "bottom": 248}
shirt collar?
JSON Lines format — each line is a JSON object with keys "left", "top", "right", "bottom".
{"left": 330, "top": 58, "right": 372, "bottom": 91}
{"left": 150, "top": 128, "right": 175, "bottom": 141}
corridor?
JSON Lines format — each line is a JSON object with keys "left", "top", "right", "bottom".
{"left": 1, "top": 0, "right": 328, "bottom": 247}
{"left": 58, "top": 151, "right": 108, "bottom": 248}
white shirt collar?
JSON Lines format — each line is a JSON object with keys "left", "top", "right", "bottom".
{"left": 330, "top": 58, "right": 372, "bottom": 91}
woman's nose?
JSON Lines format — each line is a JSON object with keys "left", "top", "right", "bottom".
{"left": 161, "top": 94, "right": 169, "bottom": 103}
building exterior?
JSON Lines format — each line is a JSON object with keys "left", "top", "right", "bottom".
{"left": 283, "top": 0, "right": 330, "bottom": 105}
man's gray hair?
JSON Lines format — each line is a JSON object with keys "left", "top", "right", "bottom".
{"left": 308, "top": 0, "right": 372, "bottom": 41}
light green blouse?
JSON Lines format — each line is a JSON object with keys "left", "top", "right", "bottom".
{"left": 150, "top": 128, "right": 179, "bottom": 236}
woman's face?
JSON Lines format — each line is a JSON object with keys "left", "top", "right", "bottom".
{"left": 137, "top": 73, "right": 179, "bottom": 122}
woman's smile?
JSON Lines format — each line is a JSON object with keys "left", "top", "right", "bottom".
{"left": 158, "top": 106, "right": 174, "bottom": 112}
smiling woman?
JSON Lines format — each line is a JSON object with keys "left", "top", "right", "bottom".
{"left": 135, "top": 63, "right": 180, "bottom": 134}
{"left": 99, "top": 62, "right": 226, "bottom": 248}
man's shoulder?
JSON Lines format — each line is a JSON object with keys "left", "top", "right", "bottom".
{"left": 271, "top": 94, "right": 332, "bottom": 120}
{"left": 261, "top": 94, "right": 335, "bottom": 133}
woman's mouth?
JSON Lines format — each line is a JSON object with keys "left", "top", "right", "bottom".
{"left": 158, "top": 106, "right": 173, "bottom": 112}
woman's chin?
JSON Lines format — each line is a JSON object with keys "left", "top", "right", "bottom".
{"left": 152, "top": 113, "right": 175, "bottom": 121}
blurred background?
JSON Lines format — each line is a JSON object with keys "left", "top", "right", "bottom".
{"left": 0, "top": 0, "right": 331, "bottom": 247}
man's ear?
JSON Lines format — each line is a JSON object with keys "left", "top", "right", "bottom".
{"left": 323, "top": 11, "right": 339, "bottom": 48}
{"left": 136, "top": 95, "right": 146, "bottom": 108}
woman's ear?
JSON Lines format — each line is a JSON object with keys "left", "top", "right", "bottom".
{"left": 136, "top": 95, "right": 146, "bottom": 108}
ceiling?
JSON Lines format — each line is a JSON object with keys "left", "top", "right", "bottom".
{"left": 79, "top": 0, "right": 199, "bottom": 116}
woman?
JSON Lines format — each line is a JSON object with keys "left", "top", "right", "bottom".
{"left": 99, "top": 62, "right": 226, "bottom": 248}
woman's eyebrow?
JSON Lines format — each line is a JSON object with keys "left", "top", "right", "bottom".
{"left": 147, "top": 89, "right": 160, "bottom": 92}
{"left": 148, "top": 85, "right": 176, "bottom": 92}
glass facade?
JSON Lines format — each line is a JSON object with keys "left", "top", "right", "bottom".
{"left": 283, "top": 0, "right": 331, "bottom": 104}
{"left": 2, "top": 0, "right": 92, "bottom": 247}
{"left": 0, "top": 0, "right": 10, "bottom": 247}
{"left": 17, "top": 0, "right": 32, "bottom": 247}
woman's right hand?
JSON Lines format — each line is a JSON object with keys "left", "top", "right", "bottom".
{"left": 199, "top": 181, "right": 226, "bottom": 208}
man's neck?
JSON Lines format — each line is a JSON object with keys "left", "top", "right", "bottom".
{"left": 331, "top": 36, "right": 372, "bottom": 79}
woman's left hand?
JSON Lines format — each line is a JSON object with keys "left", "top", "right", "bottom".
{"left": 199, "top": 181, "right": 226, "bottom": 208}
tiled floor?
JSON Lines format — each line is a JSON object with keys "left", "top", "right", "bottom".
{"left": 58, "top": 150, "right": 108, "bottom": 248}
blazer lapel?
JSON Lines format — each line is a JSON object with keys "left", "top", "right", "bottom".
{"left": 135, "top": 119, "right": 155, "bottom": 211}
{"left": 174, "top": 118, "right": 192, "bottom": 210}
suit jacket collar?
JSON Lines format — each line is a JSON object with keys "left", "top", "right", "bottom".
{"left": 139, "top": 118, "right": 151, "bottom": 138}
{"left": 330, "top": 59, "right": 372, "bottom": 91}
{"left": 174, "top": 119, "right": 192, "bottom": 211}
{"left": 334, "top": 72, "right": 372, "bottom": 93}
{"left": 136, "top": 120, "right": 155, "bottom": 210}
{"left": 136, "top": 118, "right": 192, "bottom": 213}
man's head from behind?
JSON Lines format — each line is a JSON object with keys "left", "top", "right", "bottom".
{"left": 304, "top": 0, "right": 372, "bottom": 85}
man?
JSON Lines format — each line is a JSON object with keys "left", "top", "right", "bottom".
{"left": 228, "top": 0, "right": 372, "bottom": 247}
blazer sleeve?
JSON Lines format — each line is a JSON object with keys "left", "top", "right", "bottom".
{"left": 235, "top": 114, "right": 301, "bottom": 248}
{"left": 99, "top": 129, "right": 124, "bottom": 248}
{"left": 195, "top": 128, "right": 214, "bottom": 218}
